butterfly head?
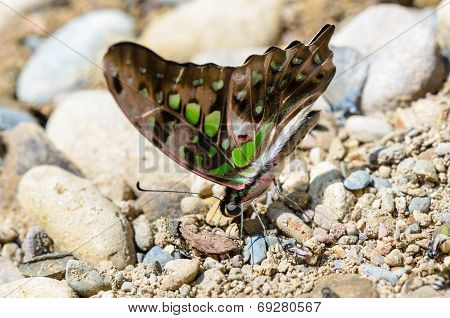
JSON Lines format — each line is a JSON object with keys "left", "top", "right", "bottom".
{"left": 221, "top": 188, "right": 245, "bottom": 217}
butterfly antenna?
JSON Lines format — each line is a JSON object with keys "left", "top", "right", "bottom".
{"left": 136, "top": 181, "right": 224, "bottom": 202}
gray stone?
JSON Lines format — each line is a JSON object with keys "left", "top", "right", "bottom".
{"left": 65, "top": 260, "right": 110, "bottom": 297}
{"left": 0, "top": 257, "right": 23, "bottom": 285}
{"left": 361, "top": 264, "right": 398, "bottom": 285}
{"left": 324, "top": 46, "right": 369, "bottom": 115}
{"left": 408, "top": 197, "right": 431, "bottom": 213}
{"left": 244, "top": 236, "right": 267, "bottom": 265}
{"left": 435, "top": 142, "right": 450, "bottom": 156}
{"left": 143, "top": 246, "right": 175, "bottom": 269}
{"left": 332, "top": 4, "right": 445, "bottom": 113}
{"left": 17, "top": 10, "right": 135, "bottom": 104}
{"left": 19, "top": 252, "right": 74, "bottom": 280}
{"left": 344, "top": 115, "right": 392, "bottom": 143}
{"left": 314, "top": 205, "right": 339, "bottom": 230}
{"left": 0, "top": 106, "right": 36, "bottom": 131}
{"left": 371, "top": 176, "right": 391, "bottom": 189}
{"left": 369, "top": 144, "right": 406, "bottom": 165}
{"left": 180, "top": 197, "right": 207, "bottom": 215}
{"left": 413, "top": 160, "right": 439, "bottom": 183}
{"left": 18, "top": 165, "right": 136, "bottom": 269}
{"left": 344, "top": 170, "right": 371, "bottom": 190}
{"left": 121, "top": 282, "right": 135, "bottom": 292}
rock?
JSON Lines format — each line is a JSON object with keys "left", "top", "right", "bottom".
{"left": 308, "top": 161, "right": 343, "bottom": 204}
{"left": 19, "top": 252, "right": 73, "bottom": 280}
{"left": 46, "top": 90, "right": 191, "bottom": 202}
{"left": 279, "top": 159, "right": 309, "bottom": 192}
{"left": 121, "top": 282, "right": 135, "bottom": 292}
{"left": 361, "top": 264, "right": 398, "bottom": 285}
{"left": 180, "top": 197, "right": 207, "bottom": 215}
{"left": 1, "top": 243, "right": 21, "bottom": 262}
{"left": 369, "top": 144, "right": 406, "bottom": 165}
{"left": 371, "top": 176, "right": 391, "bottom": 189}
{"left": 437, "top": 0, "right": 450, "bottom": 59}
{"left": 344, "top": 115, "right": 392, "bottom": 143}
{"left": 266, "top": 202, "right": 312, "bottom": 242}
{"left": 139, "top": 0, "right": 281, "bottom": 62}
{"left": 66, "top": 260, "right": 110, "bottom": 297}
{"left": 132, "top": 215, "right": 154, "bottom": 252}
{"left": 0, "top": 0, "right": 43, "bottom": 30}
{"left": 305, "top": 274, "right": 378, "bottom": 297}
{"left": 435, "top": 142, "right": 450, "bottom": 156}
{"left": 322, "top": 182, "right": 355, "bottom": 219}
{"left": 22, "top": 226, "right": 54, "bottom": 262}
{"left": 0, "top": 106, "right": 36, "bottom": 131}
{"left": 408, "top": 197, "right": 431, "bottom": 213}
{"left": 413, "top": 160, "right": 439, "bottom": 183}
{"left": 161, "top": 259, "right": 200, "bottom": 291}
{"left": 0, "top": 225, "right": 18, "bottom": 244}
{"left": 344, "top": 170, "right": 371, "bottom": 190}
{"left": 384, "top": 249, "right": 404, "bottom": 267}
{"left": 394, "top": 98, "right": 443, "bottom": 129}
{"left": 195, "top": 268, "right": 225, "bottom": 294}
{"left": 313, "top": 227, "right": 333, "bottom": 244}
{"left": 244, "top": 236, "right": 267, "bottom": 265}
{"left": 402, "top": 285, "right": 450, "bottom": 298}
{"left": 143, "top": 246, "right": 175, "bottom": 269}
{"left": 309, "top": 147, "right": 327, "bottom": 165}
{"left": 192, "top": 47, "right": 268, "bottom": 66}
{"left": 332, "top": 4, "right": 445, "bottom": 113}
{"left": 314, "top": 205, "right": 339, "bottom": 230}
{"left": 0, "top": 123, "right": 81, "bottom": 202}
{"left": 323, "top": 46, "right": 369, "bottom": 115}
{"left": 18, "top": 165, "right": 135, "bottom": 269}
{"left": 328, "top": 138, "right": 346, "bottom": 160}
{"left": 17, "top": 10, "right": 135, "bottom": 104}
{"left": 277, "top": 260, "right": 290, "bottom": 273}
{"left": 0, "top": 257, "right": 23, "bottom": 285}
{"left": 0, "top": 277, "right": 77, "bottom": 298}
{"left": 228, "top": 268, "right": 243, "bottom": 280}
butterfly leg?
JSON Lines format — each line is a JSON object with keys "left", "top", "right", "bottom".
{"left": 240, "top": 204, "right": 244, "bottom": 239}
{"left": 250, "top": 199, "right": 267, "bottom": 238}
{"left": 273, "top": 180, "right": 302, "bottom": 211}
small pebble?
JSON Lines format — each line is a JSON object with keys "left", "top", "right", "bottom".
{"left": 344, "top": 170, "right": 371, "bottom": 190}
{"left": 244, "top": 236, "right": 267, "bottom": 265}
{"left": 65, "top": 260, "right": 110, "bottom": 297}
{"left": 143, "top": 246, "right": 175, "bottom": 269}
{"left": 408, "top": 197, "right": 431, "bottom": 213}
{"left": 121, "top": 282, "right": 135, "bottom": 292}
{"left": 361, "top": 264, "right": 398, "bottom": 285}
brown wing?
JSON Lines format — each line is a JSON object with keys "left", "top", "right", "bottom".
{"left": 226, "top": 24, "right": 336, "bottom": 174}
{"left": 103, "top": 42, "right": 248, "bottom": 188}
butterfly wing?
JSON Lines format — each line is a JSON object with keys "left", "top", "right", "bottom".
{"left": 226, "top": 24, "right": 336, "bottom": 174}
{"left": 103, "top": 43, "right": 248, "bottom": 189}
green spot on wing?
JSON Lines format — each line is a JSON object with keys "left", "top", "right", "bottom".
{"left": 212, "top": 80, "right": 224, "bottom": 91}
{"left": 204, "top": 111, "right": 221, "bottom": 138}
{"left": 211, "top": 163, "right": 233, "bottom": 176}
{"left": 270, "top": 60, "right": 282, "bottom": 72}
{"left": 292, "top": 57, "right": 303, "bottom": 65}
{"left": 209, "top": 146, "right": 217, "bottom": 158}
{"left": 192, "top": 135, "right": 198, "bottom": 143}
{"left": 147, "top": 117, "right": 156, "bottom": 128}
{"left": 267, "top": 86, "right": 275, "bottom": 94}
{"left": 251, "top": 71, "right": 263, "bottom": 86}
{"left": 156, "top": 91, "right": 163, "bottom": 104}
{"left": 221, "top": 138, "right": 229, "bottom": 150}
{"left": 295, "top": 73, "right": 306, "bottom": 82}
{"left": 169, "top": 94, "right": 180, "bottom": 110}
{"left": 185, "top": 102, "right": 200, "bottom": 125}
{"left": 256, "top": 123, "right": 273, "bottom": 148}
{"left": 314, "top": 53, "right": 322, "bottom": 64}
{"left": 232, "top": 141, "right": 255, "bottom": 168}
{"left": 179, "top": 146, "right": 185, "bottom": 158}
{"left": 192, "top": 78, "right": 204, "bottom": 87}
{"left": 195, "top": 155, "right": 203, "bottom": 167}
{"left": 139, "top": 87, "right": 148, "bottom": 97}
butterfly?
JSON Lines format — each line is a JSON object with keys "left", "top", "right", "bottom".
{"left": 103, "top": 24, "right": 336, "bottom": 220}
